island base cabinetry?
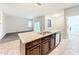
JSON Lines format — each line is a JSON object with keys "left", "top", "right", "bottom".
{"left": 25, "top": 33, "right": 61, "bottom": 55}
{"left": 41, "top": 37, "right": 50, "bottom": 55}
{"left": 25, "top": 39, "right": 41, "bottom": 55}
{"left": 26, "top": 44, "right": 41, "bottom": 55}
{"left": 50, "top": 35, "right": 55, "bottom": 51}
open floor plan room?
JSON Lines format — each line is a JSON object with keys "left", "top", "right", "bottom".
{"left": 0, "top": 3, "right": 79, "bottom": 55}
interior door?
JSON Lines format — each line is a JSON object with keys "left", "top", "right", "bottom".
{"left": 68, "top": 16, "right": 79, "bottom": 36}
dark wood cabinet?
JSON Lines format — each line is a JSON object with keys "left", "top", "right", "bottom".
{"left": 50, "top": 35, "right": 55, "bottom": 50}
{"left": 25, "top": 33, "right": 61, "bottom": 55}
{"left": 25, "top": 39, "right": 41, "bottom": 55}
{"left": 41, "top": 37, "right": 50, "bottom": 55}
{"left": 26, "top": 44, "right": 41, "bottom": 55}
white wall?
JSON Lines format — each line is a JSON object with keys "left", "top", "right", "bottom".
{"left": 5, "top": 14, "right": 33, "bottom": 33}
{"left": 65, "top": 6, "right": 79, "bottom": 16}
{"left": 45, "top": 11, "right": 64, "bottom": 30}
{"left": 45, "top": 11, "right": 65, "bottom": 39}
{"left": 0, "top": 12, "right": 6, "bottom": 40}
{"left": 52, "top": 12, "right": 64, "bottom": 30}
{"left": 0, "top": 12, "right": 2, "bottom": 39}
{"left": 0, "top": 15, "right": 2, "bottom": 39}
{"left": 52, "top": 11, "right": 65, "bottom": 39}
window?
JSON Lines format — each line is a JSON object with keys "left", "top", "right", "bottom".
{"left": 28, "top": 20, "right": 32, "bottom": 27}
{"left": 34, "top": 21, "right": 40, "bottom": 32}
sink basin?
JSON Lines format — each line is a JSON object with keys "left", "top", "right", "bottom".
{"left": 38, "top": 31, "right": 51, "bottom": 35}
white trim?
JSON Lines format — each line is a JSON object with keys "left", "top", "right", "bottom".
{"left": 0, "top": 33, "right": 6, "bottom": 40}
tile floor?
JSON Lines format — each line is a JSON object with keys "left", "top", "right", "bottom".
{"left": 0, "top": 33, "right": 79, "bottom": 55}
{"left": 49, "top": 35, "right": 79, "bottom": 55}
{"left": 0, "top": 33, "right": 20, "bottom": 55}
{"left": 0, "top": 40, "right": 20, "bottom": 55}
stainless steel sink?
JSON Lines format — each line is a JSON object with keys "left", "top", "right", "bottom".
{"left": 38, "top": 31, "right": 51, "bottom": 35}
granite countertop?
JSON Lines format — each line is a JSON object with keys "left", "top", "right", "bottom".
{"left": 18, "top": 29, "right": 61, "bottom": 44}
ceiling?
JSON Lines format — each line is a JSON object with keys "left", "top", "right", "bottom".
{"left": 0, "top": 3, "right": 79, "bottom": 19}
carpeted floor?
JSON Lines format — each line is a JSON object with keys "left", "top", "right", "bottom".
{"left": 0, "top": 33, "right": 19, "bottom": 43}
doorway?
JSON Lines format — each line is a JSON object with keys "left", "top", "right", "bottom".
{"left": 63, "top": 15, "right": 79, "bottom": 54}
{"left": 67, "top": 15, "right": 79, "bottom": 39}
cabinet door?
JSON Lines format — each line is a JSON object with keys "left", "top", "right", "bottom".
{"left": 42, "top": 41, "right": 49, "bottom": 55}
{"left": 27, "top": 44, "right": 41, "bottom": 55}
{"left": 50, "top": 36, "right": 55, "bottom": 50}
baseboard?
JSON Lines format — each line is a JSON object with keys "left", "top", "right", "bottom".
{"left": 6, "top": 30, "right": 33, "bottom": 34}
{"left": 0, "top": 33, "right": 6, "bottom": 40}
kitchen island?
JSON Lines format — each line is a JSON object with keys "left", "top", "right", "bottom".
{"left": 18, "top": 29, "right": 61, "bottom": 55}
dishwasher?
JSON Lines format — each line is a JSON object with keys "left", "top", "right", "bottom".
{"left": 55, "top": 32, "right": 61, "bottom": 46}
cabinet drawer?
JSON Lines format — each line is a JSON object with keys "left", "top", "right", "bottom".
{"left": 50, "top": 35, "right": 54, "bottom": 38}
{"left": 26, "top": 44, "right": 41, "bottom": 55}
{"left": 26, "top": 39, "right": 40, "bottom": 49}
{"left": 42, "top": 37, "right": 49, "bottom": 42}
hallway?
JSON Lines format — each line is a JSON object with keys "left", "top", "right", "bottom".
{"left": 49, "top": 14, "right": 79, "bottom": 55}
